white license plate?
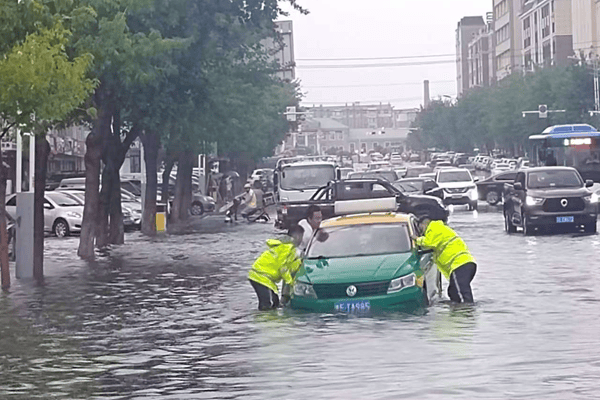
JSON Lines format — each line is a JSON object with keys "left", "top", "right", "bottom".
{"left": 557, "top": 216, "right": 574, "bottom": 223}
{"left": 451, "top": 194, "right": 463, "bottom": 198}
{"left": 334, "top": 300, "right": 371, "bottom": 313}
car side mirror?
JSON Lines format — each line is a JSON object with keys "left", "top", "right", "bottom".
{"left": 473, "top": 177, "right": 480, "bottom": 182}
{"left": 585, "top": 179, "right": 594, "bottom": 188}
{"left": 44, "top": 203, "right": 53, "bottom": 210}
{"left": 273, "top": 173, "right": 279, "bottom": 187}
{"left": 514, "top": 182, "right": 523, "bottom": 190}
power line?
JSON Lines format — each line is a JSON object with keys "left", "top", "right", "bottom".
{"left": 297, "top": 53, "right": 455, "bottom": 62}
{"left": 297, "top": 60, "right": 455, "bottom": 69}
{"left": 301, "top": 96, "right": 429, "bottom": 105}
{"left": 303, "top": 80, "right": 455, "bottom": 89}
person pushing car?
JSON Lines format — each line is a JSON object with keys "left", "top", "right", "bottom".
{"left": 415, "top": 217, "right": 477, "bottom": 303}
{"left": 248, "top": 226, "right": 304, "bottom": 310}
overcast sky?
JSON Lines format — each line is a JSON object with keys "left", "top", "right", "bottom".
{"left": 280, "top": 0, "right": 491, "bottom": 109}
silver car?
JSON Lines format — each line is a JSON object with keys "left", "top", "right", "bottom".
{"left": 5, "top": 192, "right": 83, "bottom": 237}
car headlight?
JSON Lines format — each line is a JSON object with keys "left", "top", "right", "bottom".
{"left": 293, "top": 281, "right": 317, "bottom": 298}
{"left": 132, "top": 209, "right": 141, "bottom": 215}
{"left": 469, "top": 187, "right": 478, "bottom": 200}
{"left": 66, "top": 211, "right": 82, "bottom": 218}
{"left": 206, "top": 196, "right": 215, "bottom": 203}
{"left": 387, "top": 273, "right": 416, "bottom": 294}
{"left": 584, "top": 193, "right": 599, "bottom": 204}
{"left": 525, "top": 196, "right": 544, "bottom": 206}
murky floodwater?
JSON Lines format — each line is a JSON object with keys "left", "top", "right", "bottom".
{"left": 2, "top": 208, "right": 600, "bottom": 399}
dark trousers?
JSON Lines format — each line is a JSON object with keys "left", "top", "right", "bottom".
{"left": 249, "top": 280, "right": 279, "bottom": 310}
{"left": 448, "top": 262, "right": 477, "bottom": 303}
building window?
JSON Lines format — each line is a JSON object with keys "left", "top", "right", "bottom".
{"left": 130, "top": 154, "right": 141, "bottom": 173}
{"left": 336, "top": 131, "right": 344, "bottom": 140}
{"left": 329, "top": 132, "right": 336, "bottom": 140}
{"left": 350, "top": 143, "right": 356, "bottom": 153}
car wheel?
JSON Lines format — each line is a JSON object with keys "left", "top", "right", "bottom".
{"left": 53, "top": 219, "right": 70, "bottom": 238}
{"left": 504, "top": 211, "right": 517, "bottom": 233}
{"left": 522, "top": 214, "right": 533, "bottom": 236}
{"left": 584, "top": 221, "right": 597, "bottom": 233}
{"left": 486, "top": 190, "right": 500, "bottom": 206}
{"left": 190, "top": 202, "right": 204, "bottom": 216}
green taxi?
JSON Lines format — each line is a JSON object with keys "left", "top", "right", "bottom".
{"left": 290, "top": 213, "right": 442, "bottom": 313}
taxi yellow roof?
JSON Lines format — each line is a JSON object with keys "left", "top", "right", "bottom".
{"left": 320, "top": 212, "right": 411, "bottom": 227}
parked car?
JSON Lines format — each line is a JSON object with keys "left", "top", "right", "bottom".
{"left": 476, "top": 171, "right": 518, "bottom": 205}
{"left": 503, "top": 167, "right": 598, "bottom": 235}
{"left": 491, "top": 163, "right": 512, "bottom": 176}
{"left": 290, "top": 213, "right": 442, "bottom": 312}
{"left": 435, "top": 168, "right": 479, "bottom": 210}
{"left": 6, "top": 192, "right": 83, "bottom": 237}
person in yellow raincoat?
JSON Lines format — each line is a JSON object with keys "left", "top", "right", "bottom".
{"left": 416, "top": 217, "right": 477, "bottom": 303}
{"left": 248, "top": 226, "right": 304, "bottom": 310}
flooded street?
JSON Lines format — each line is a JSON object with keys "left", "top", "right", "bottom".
{"left": 2, "top": 209, "right": 600, "bottom": 399}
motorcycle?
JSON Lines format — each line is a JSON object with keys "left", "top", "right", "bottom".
{"left": 221, "top": 192, "right": 274, "bottom": 223}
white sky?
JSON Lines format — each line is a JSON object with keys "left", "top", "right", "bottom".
{"left": 280, "top": 0, "right": 491, "bottom": 109}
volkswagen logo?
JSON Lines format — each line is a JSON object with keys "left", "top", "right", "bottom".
{"left": 561, "top": 198, "right": 568, "bottom": 208}
{"left": 346, "top": 285, "right": 357, "bottom": 297}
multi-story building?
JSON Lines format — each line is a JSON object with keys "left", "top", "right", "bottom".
{"left": 571, "top": 0, "right": 600, "bottom": 59}
{"left": 308, "top": 103, "right": 417, "bottom": 130}
{"left": 520, "top": 0, "right": 573, "bottom": 70}
{"left": 263, "top": 20, "right": 295, "bottom": 81}
{"left": 456, "top": 16, "right": 487, "bottom": 96}
{"left": 47, "top": 126, "right": 87, "bottom": 174}
{"left": 468, "top": 18, "right": 496, "bottom": 88}
{"left": 493, "top": 0, "right": 524, "bottom": 80}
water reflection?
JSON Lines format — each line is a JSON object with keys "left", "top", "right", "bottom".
{"left": 1, "top": 212, "right": 600, "bottom": 398}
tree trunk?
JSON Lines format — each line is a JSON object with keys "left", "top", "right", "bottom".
{"left": 161, "top": 157, "right": 174, "bottom": 204}
{"left": 140, "top": 131, "right": 159, "bottom": 235}
{"left": 0, "top": 149, "right": 10, "bottom": 289}
{"left": 171, "top": 151, "right": 193, "bottom": 223}
{"left": 78, "top": 103, "right": 111, "bottom": 259}
{"left": 34, "top": 136, "right": 50, "bottom": 282}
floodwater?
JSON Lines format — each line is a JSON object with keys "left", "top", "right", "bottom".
{"left": 2, "top": 208, "right": 600, "bottom": 399}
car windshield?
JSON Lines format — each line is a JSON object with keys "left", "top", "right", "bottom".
{"left": 280, "top": 165, "right": 335, "bottom": 190}
{"left": 528, "top": 170, "right": 583, "bottom": 189}
{"left": 438, "top": 170, "right": 472, "bottom": 183}
{"left": 393, "top": 181, "right": 423, "bottom": 193}
{"left": 47, "top": 192, "right": 82, "bottom": 206}
{"left": 306, "top": 223, "right": 412, "bottom": 258}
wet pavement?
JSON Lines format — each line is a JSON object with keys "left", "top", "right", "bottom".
{"left": 2, "top": 207, "right": 600, "bottom": 399}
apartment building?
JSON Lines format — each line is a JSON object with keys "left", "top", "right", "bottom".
{"left": 263, "top": 20, "right": 295, "bottom": 81}
{"left": 494, "top": 0, "right": 524, "bottom": 80}
{"left": 456, "top": 16, "right": 487, "bottom": 96}
{"left": 571, "top": 0, "right": 600, "bottom": 58}
{"left": 308, "top": 103, "right": 416, "bottom": 130}
{"left": 520, "top": 0, "right": 573, "bottom": 70}
{"left": 468, "top": 18, "right": 496, "bottom": 88}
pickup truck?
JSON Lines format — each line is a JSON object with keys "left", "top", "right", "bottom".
{"left": 275, "top": 178, "right": 448, "bottom": 230}
{"left": 503, "top": 166, "right": 598, "bottom": 235}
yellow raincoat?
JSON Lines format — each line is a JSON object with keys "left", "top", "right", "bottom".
{"left": 416, "top": 220, "right": 475, "bottom": 279}
{"left": 248, "top": 239, "right": 302, "bottom": 293}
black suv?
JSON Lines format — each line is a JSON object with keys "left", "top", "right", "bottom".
{"left": 503, "top": 167, "right": 598, "bottom": 235}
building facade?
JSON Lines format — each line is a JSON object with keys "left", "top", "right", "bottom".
{"left": 263, "top": 20, "right": 295, "bottom": 81}
{"left": 308, "top": 103, "right": 417, "bottom": 130}
{"left": 520, "top": 0, "right": 573, "bottom": 70}
{"left": 456, "top": 16, "right": 486, "bottom": 96}
{"left": 571, "top": 0, "right": 600, "bottom": 58}
{"left": 493, "top": 0, "right": 524, "bottom": 80}
{"left": 468, "top": 20, "right": 496, "bottom": 88}
{"left": 47, "top": 126, "right": 87, "bottom": 174}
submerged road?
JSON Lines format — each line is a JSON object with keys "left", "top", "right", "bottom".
{"left": 1, "top": 207, "right": 600, "bottom": 399}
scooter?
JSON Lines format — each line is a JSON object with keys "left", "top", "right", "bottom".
{"left": 222, "top": 193, "right": 272, "bottom": 223}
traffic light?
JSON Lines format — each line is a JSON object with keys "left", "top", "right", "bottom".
{"left": 539, "top": 104, "right": 548, "bottom": 119}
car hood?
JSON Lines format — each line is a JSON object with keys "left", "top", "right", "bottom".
{"left": 527, "top": 187, "right": 592, "bottom": 197}
{"left": 437, "top": 181, "right": 475, "bottom": 189}
{"left": 123, "top": 201, "right": 142, "bottom": 211}
{"left": 300, "top": 253, "right": 416, "bottom": 284}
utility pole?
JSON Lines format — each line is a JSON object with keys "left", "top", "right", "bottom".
{"left": 283, "top": 106, "right": 308, "bottom": 150}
